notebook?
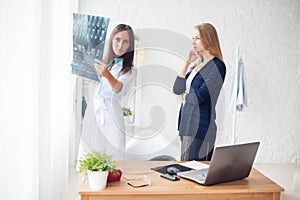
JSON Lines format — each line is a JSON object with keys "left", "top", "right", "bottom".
{"left": 177, "top": 142, "right": 260, "bottom": 186}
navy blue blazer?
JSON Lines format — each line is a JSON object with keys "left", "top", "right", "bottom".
{"left": 173, "top": 57, "right": 226, "bottom": 140}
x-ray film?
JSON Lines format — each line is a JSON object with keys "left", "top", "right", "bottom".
{"left": 71, "top": 13, "right": 110, "bottom": 82}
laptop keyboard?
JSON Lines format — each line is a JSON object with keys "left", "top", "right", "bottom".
{"left": 178, "top": 168, "right": 209, "bottom": 183}
{"left": 194, "top": 171, "right": 207, "bottom": 182}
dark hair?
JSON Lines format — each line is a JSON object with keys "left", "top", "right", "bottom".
{"left": 103, "top": 24, "right": 135, "bottom": 74}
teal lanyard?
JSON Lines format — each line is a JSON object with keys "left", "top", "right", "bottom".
{"left": 114, "top": 57, "right": 123, "bottom": 64}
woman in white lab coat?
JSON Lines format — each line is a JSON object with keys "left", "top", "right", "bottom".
{"left": 77, "top": 24, "right": 137, "bottom": 167}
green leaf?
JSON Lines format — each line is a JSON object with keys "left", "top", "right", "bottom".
{"left": 78, "top": 150, "right": 116, "bottom": 173}
{"left": 122, "top": 107, "right": 132, "bottom": 116}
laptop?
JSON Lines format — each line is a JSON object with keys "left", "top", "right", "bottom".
{"left": 177, "top": 142, "right": 260, "bottom": 186}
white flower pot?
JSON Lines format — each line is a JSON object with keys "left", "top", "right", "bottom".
{"left": 124, "top": 116, "right": 130, "bottom": 124}
{"left": 87, "top": 170, "right": 108, "bottom": 190}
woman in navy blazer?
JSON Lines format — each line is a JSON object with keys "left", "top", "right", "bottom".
{"left": 173, "top": 23, "right": 226, "bottom": 161}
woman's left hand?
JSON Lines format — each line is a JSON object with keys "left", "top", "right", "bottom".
{"left": 94, "top": 59, "right": 107, "bottom": 76}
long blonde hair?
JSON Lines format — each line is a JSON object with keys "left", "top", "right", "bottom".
{"left": 195, "top": 23, "right": 223, "bottom": 61}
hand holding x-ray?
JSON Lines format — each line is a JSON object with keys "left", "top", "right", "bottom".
{"left": 94, "top": 59, "right": 107, "bottom": 76}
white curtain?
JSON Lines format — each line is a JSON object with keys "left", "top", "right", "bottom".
{"left": 0, "top": 0, "right": 76, "bottom": 200}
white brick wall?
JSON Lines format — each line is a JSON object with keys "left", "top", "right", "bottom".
{"left": 78, "top": 0, "right": 300, "bottom": 163}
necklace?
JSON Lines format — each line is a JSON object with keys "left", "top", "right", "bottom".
{"left": 194, "top": 61, "right": 204, "bottom": 72}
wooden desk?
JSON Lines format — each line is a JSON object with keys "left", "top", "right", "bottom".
{"left": 78, "top": 161, "right": 284, "bottom": 200}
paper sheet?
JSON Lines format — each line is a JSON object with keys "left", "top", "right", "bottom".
{"left": 179, "top": 160, "right": 209, "bottom": 170}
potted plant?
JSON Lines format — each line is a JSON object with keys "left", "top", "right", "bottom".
{"left": 78, "top": 150, "right": 117, "bottom": 190}
{"left": 122, "top": 106, "right": 133, "bottom": 123}
{"left": 122, "top": 106, "right": 132, "bottom": 117}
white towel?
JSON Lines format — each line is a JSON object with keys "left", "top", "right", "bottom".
{"left": 236, "top": 58, "right": 247, "bottom": 111}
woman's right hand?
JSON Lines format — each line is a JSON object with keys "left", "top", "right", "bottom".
{"left": 187, "top": 49, "right": 201, "bottom": 64}
{"left": 179, "top": 50, "right": 201, "bottom": 78}
{"left": 94, "top": 59, "right": 108, "bottom": 76}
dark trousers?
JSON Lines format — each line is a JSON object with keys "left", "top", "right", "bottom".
{"left": 180, "top": 136, "right": 214, "bottom": 161}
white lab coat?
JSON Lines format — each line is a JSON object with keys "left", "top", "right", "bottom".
{"left": 76, "top": 61, "right": 137, "bottom": 170}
